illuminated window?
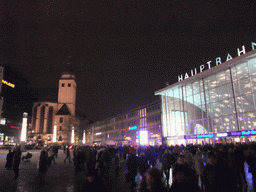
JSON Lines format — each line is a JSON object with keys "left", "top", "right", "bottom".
{"left": 47, "top": 106, "right": 53, "bottom": 133}
{"left": 62, "top": 83, "right": 64, "bottom": 87}
{"left": 140, "top": 118, "right": 147, "bottom": 127}
{"left": 32, "top": 106, "right": 37, "bottom": 129}
{"left": 140, "top": 108, "right": 146, "bottom": 117}
{"left": 39, "top": 106, "right": 45, "bottom": 133}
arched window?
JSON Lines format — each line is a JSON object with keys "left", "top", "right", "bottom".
{"left": 32, "top": 106, "right": 37, "bottom": 131}
{"left": 58, "top": 135, "right": 62, "bottom": 141}
{"left": 47, "top": 106, "right": 53, "bottom": 133}
{"left": 39, "top": 106, "right": 45, "bottom": 133}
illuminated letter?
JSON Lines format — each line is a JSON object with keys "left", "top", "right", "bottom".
{"left": 216, "top": 57, "right": 222, "bottom": 65}
{"left": 237, "top": 45, "right": 246, "bottom": 56}
{"left": 200, "top": 65, "right": 205, "bottom": 72}
{"left": 191, "top": 69, "right": 194, "bottom": 76}
{"left": 184, "top": 73, "right": 189, "bottom": 80}
{"left": 178, "top": 75, "right": 183, "bottom": 82}
{"left": 207, "top": 61, "right": 211, "bottom": 69}
{"left": 191, "top": 68, "right": 197, "bottom": 77}
{"left": 252, "top": 42, "right": 256, "bottom": 50}
{"left": 226, "top": 53, "right": 233, "bottom": 61}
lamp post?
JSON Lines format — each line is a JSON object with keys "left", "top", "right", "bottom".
{"left": 20, "top": 112, "right": 28, "bottom": 143}
{"left": 83, "top": 130, "right": 86, "bottom": 144}
{"left": 53, "top": 123, "right": 57, "bottom": 143}
{"left": 20, "top": 112, "right": 28, "bottom": 151}
{"left": 71, "top": 127, "right": 74, "bottom": 144}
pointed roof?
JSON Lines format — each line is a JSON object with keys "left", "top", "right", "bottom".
{"left": 56, "top": 104, "right": 71, "bottom": 115}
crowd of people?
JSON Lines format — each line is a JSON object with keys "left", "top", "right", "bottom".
{"left": 4, "top": 142, "right": 256, "bottom": 192}
{"left": 125, "top": 142, "right": 256, "bottom": 192}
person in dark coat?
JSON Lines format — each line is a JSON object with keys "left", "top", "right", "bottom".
{"left": 234, "top": 144, "right": 246, "bottom": 187}
{"left": 12, "top": 146, "right": 22, "bottom": 179}
{"left": 161, "top": 149, "right": 175, "bottom": 187}
{"left": 82, "top": 169, "right": 107, "bottom": 192}
{"left": 138, "top": 152, "right": 150, "bottom": 177}
{"left": 202, "top": 151, "right": 236, "bottom": 192}
{"left": 5, "top": 149, "right": 14, "bottom": 170}
{"left": 140, "top": 168, "right": 168, "bottom": 192}
{"left": 127, "top": 153, "right": 139, "bottom": 191}
{"left": 53, "top": 145, "right": 58, "bottom": 158}
{"left": 38, "top": 149, "right": 48, "bottom": 182}
{"left": 245, "top": 146, "right": 256, "bottom": 188}
{"left": 64, "top": 146, "right": 71, "bottom": 163}
{"left": 169, "top": 166, "right": 201, "bottom": 192}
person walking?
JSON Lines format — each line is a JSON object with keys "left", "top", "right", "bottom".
{"left": 38, "top": 149, "right": 48, "bottom": 182}
{"left": 5, "top": 149, "right": 14, "bottom": 170}
{"left": 64, "top": 146, "right": 71, "bottom": 163}
{"left": 161, "top": 149, "right": 174, "bottom": 187}
{"left": 12, "top": 146, "right": 22, "bottom": 179}
{"left": 194, "top": 149, "right": 204, "bottom": 189}
{"left": 127, "top": 152, "right": 139, "bottom": 191}
{"left": 138, "top": 151, "right": 150, "bottom": 177}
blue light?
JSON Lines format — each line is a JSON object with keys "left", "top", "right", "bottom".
{"left": 196, "top": 134, "right": 213, "bottom": 138}
{"left": 251, "top": 130, "right": 256, "bottom": 135}
{"left": 129, "top": 126, "right": 137, "bottom": 130}
{"left": 242, "top": 131, "right": 251, "bottom": 135}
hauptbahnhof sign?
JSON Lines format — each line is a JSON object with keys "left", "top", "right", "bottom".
{"left": 178, "top": 42, "right": 256, "bottom": 82}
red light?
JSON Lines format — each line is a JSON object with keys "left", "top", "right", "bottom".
{"left": 11, "top": 126, "right": 20, "bottom": 129}
{"left": 123, "top": 128, "right": 129, "bottom": 131}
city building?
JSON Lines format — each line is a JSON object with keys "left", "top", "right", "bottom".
{"left": 84, "top": 100, "right": 162, "bottom": 146}
{"left": 155, "top": 42, "right": 256, "bottom": 145}
{"left": 30, "top": 72, "right": 84, "bottom": 146}
{"left": 0, "top": 66, "right": 33, "bottom": 146}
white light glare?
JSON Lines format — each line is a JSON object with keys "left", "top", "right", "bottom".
{"left": 20, "top": 112, "right": 28, "bottom": 142}
{"left": 83, "top": 130, "right": 86, "bottom": 144}
{"left": 53, "top": 124, "right": 57, "bottom": 142}
{"left": 139, "top": 130, "right": 148, "bottom": 145}
{"left": 71, "top": 127, "right": 74, "bottom": 144}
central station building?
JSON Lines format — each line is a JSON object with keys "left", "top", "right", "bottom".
{"left": 155, "top": 42, "right": 256, "bottom": 145}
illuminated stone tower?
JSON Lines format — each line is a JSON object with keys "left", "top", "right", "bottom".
{"left": 58, "top": 72, "right": 76, "bottom": 116}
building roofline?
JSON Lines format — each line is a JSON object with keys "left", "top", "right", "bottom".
{"left": 155, "top": 49, "right": 256, "bottom": 95}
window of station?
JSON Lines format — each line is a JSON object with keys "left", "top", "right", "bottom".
{"left": 140, "top": 108, "right": 146, "bottom": 117}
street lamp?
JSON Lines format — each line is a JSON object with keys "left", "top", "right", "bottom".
{"left": 82, "top": 130, "right": 86, "bottom": 144}
{"left": 53, "top": 123, "right": 57, "bottom": 143}
{"left": 71, "top": 127, "right": 74, "bottom": 144}
{"left": 20, "top": 112, "right": 28, "bottom": 142}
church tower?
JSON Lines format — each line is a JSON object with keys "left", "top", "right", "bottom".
{"left": 58, "top": 72, "right": 76, "bottom": 116}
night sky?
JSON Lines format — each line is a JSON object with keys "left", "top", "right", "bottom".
{"left": 1, "top": 0, "right": 256, "bottom": 121}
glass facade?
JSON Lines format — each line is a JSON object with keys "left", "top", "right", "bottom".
{"left": 157, "top": 51, "right": 256, "bottom": 143}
